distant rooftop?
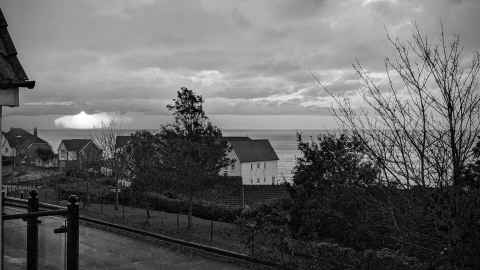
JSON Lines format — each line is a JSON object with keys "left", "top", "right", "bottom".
{"left": 60, "top": 139, "right": 92, "bottom": 151}
{"left": 5, "top": 128, "right": 49, "bottom": 151}
{"left": 228, "top": 139, "right": 279, "bottom": 163}
{"left": 223, "top": 136, "right": 252, "bottom": 141}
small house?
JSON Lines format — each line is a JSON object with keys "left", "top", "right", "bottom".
{"left": 222, "top": 137, "right": 279, "bottom": 185}
{"left": 4, "top": 128, "right": 54, "bottom": 167}
{"left": 58, "top": 139, "right": 102, "bottom": 171}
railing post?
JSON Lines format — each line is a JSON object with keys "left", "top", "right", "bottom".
{"left": 27, "top": 190, "right": 39, "bottom": 270}
{"left": 66, "top": 195, "right": 79, "bottom": 270}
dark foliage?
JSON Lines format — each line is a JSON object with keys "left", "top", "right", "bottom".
{"left": 239, "top": 133, "right": 480, "bottom": 269}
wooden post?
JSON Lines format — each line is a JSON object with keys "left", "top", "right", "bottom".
{"left": 100, "top": 192, "right": 104, "bottom": 214}
{"left": 27, "top": 190, "right": 39, "bottom": 270}
{"left": 176, "top": 213, "right": 180, "bottom": 233}
{"left": 250, "top": 229, "right": 255, "bottom": 257}
{"left": 209, "top": 220, "right": 214, "bottom": 241}
{"left": 66, "top": 195, "right": 79, "bottom": 270}
{"left": 0, "top": 105, "right": 3, "bottom": 270}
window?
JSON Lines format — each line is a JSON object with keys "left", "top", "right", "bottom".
{"left": 272, "top": 176, "right": 275, "bottom": 184}
{"left": 264, "top": 162, "right": 266, "bottom": 169}
{"left": 257, "top": 163, "right": 260, "bottom": 169}
{"left": 263, "top": 177, "right": 266, "bottom": 182}
{"left": 251, "top": 163, "right": 253, "bottom": 170}
{"left": 257, "top": 178, "right": 260, "bottom": 183}
{"left": 251, "top": 178, "right": 253, "bottom": 184}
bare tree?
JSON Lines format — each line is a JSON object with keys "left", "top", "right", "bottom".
{"left": 92, "top": 121, "right": 127, "bottom": 210}
{"left": 320, "top": 24, "right": 480, "bottom": 188}
{"left": 313, "top": 24, "right": 480, "bottom": 267}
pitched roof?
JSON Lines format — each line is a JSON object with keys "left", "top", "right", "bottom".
{"left": 0, "top": 8, "right": 30, "bottom": 87}
{"left": 5, "top": 128, "right": 49, "bottom": 151}
{"left": 115, "top": 136, "right": 131, "bottom": 148}
{"left": 60, "top": 139, "right": 92, "bottom": 151}
{"left": 228, "top": 139, "right": 279, "bottom": 163}
{"left": 223, "top": 136, "right": 252, "bottom": 141}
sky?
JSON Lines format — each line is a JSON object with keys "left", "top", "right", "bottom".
{"left": 2, "top": 0, "right": 480, "bottom": 130}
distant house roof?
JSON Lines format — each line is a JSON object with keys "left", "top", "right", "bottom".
{"left": 5, "top": 128, "right": 49, "bottom": 152}
{"left": 0, "top": 8, "right": 33, "bottom": 89}
{"left": 115, "top": 136, "right": 131, "bottom": 148}
{"left": 60, "top": 139, "right": 93, "bottom": 151}
{"left": 228, "top": 139, "right": 279, "bottom": 163}
{"left": 223, "top": 136, "right": 252, "bottom": 141}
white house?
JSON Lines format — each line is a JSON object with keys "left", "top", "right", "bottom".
{"left": 222, "top": 137, "right": 279, "bottom": 185}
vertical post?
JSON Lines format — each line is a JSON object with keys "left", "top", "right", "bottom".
{"left": 209, "top": 220, "right": 214, "bottom": 241}
{"left": 0, "top": 105, "right": 3, "bottom": 270}
{"left": 250, "top": 229, "right": 255, "bottom": 257}
{"left": 100, "top": 192, "right": 104, "bottom": 214}
{"left": 66, "top": 195, "right": 79, "bottom": 270}
{"left": 176, "top": 213, "right": 180, "bottom": 232}
{"left": 241, "top": 184, "right": 245, "bottom": 209}
{"left": 121, "top": 192, "right": 125, "bottom": 221}
{"left": 27, "top": 190, "right": 39, "bottom": 270}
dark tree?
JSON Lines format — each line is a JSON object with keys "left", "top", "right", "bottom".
{"left": 289, "top": 133, "right": 381, "bottom": 245}
{"left": 158, "top": 87, "right": 230, "bottom": 228}
{"left": 125, "top": 130, "right": 160, "bottom": 221}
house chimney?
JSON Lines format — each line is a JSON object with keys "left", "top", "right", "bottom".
{"left": 34, "top": 127, "right": 37, "bottom": 137}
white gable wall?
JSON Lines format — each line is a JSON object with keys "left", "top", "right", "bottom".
{"left": 1, "top": 134, "right": 15, "bottom": 157}
{"left": 240, "top": 160, "right": 278, "bottom": 185}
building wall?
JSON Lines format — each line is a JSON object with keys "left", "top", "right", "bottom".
{"left": 79, "top": 142, "right": 102, "bottom": 168}
{"left": 240, "top": 160, "right": 278, "bottom": 185}
{"left": 221, "top": 150, "right": 241, "bottom": 177}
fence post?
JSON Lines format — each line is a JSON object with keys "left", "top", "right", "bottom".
{"left": 176, "top": 213, "right": 180, "bottom": 232}
{"left": 66, "top": 195, "right": 79, "bottom": 270}
{"left": 27, "top": 190, "right": 39, "bottom": 270}
{"left": 250, "top": 228, "right": 255, "bottom": 257}
{"left": 209, "top": 220, "right": 214, "bottom": 241}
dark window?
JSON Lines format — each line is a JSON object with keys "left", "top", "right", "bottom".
{"left": 257, "top": 163, "right": 260, "bottom": 169}
{"left": 257, "top": 178, "right": 260, "bottom": 183}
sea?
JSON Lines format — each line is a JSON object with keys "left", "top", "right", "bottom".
{"left": 37, "top": 129, "right": 331, "bottom": 181}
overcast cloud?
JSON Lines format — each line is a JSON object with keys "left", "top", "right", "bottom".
{"left": 2, "top": 0, "right": 480, "bottom": 129}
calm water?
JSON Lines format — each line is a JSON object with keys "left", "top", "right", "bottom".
{"left": 37, "top": 129, "right": 330, "bottom": 180}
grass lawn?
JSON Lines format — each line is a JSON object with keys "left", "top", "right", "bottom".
{"left": 78, "top": 202, "right": 248, "bottom": 254}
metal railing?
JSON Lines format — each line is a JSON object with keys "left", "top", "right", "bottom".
{"left": 2, "top": 190, "right": 79, "bottom": 270}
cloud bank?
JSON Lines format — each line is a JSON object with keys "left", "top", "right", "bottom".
{"left": 3, "top": 0, "right": 480, "bottom": 129}
{"left": 54, "top": 111, "right": 131, "bottom": 129}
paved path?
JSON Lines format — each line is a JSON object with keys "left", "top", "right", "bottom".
{"left": 4, "top": 207, "right": 248, "bottom": 270}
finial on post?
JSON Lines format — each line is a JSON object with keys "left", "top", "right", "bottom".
{"left": 68, "top": 195, "right": 78, "bottom": 205}
{"left": 29, "top": 189, "right": 38, "bottom": 199}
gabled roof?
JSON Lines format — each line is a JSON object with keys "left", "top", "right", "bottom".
{"left": 115, "top": 136, "right": 131, "bottom": 149}
{"left": 228, "top": 139, "right": 279, "bottom": 163}
{"left": 5, "top": 128, "right": 49, "bottom": 151}
{"left": 223, "top": 136, "right": 252, "bottom": 141}
{"left": 0, "top": 8, "right": 32, "bottom": 88}
{"left": 60, "top": 139, "right": 93, "bottom": 151}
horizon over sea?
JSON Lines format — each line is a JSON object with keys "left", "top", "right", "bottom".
{"left": 33, "top": 128, "right": 336, "bottom": 180}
